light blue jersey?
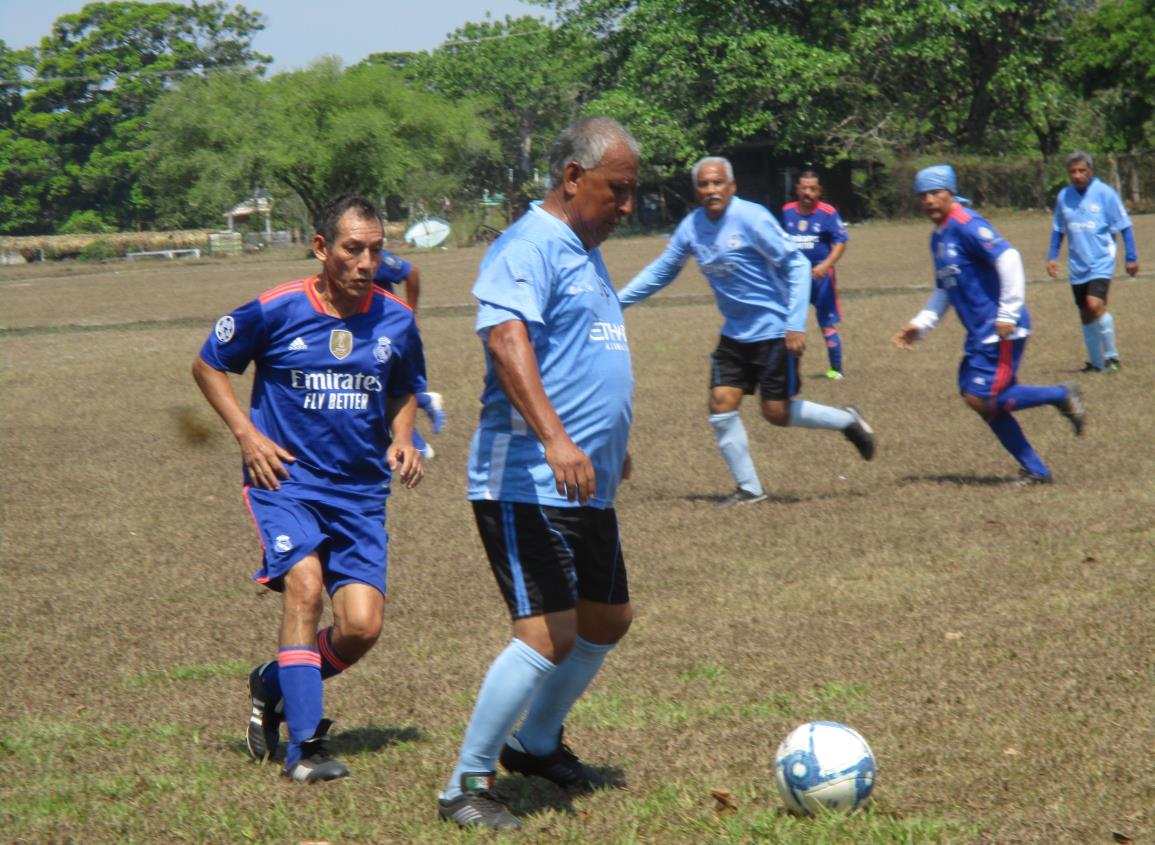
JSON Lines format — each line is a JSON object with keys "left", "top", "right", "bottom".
{"left": 467, "top": 203, "right": 633, "bottom": 509}
{"left": 617, "top": 197, "right": 811, "bottom": 341}
{"left": 1051, "top": 177, "right": 1133, "bottom": 284}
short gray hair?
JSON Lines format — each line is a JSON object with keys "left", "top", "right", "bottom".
{"left": 548, "top": 117, "right": 640, "bottom": 185}
{"left": 691, "top": 156, "right": 734, "bottom": 185}
{"left": 1066, "top": 150, "right": 1094, "bottom": 170}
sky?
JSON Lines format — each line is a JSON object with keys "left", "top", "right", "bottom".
{"left": 2, "top": 0, "right": 555, "bottom": 72}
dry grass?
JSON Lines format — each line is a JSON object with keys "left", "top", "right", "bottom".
{"left": 2, "top": 212, "right": 1153, "bottom": 844}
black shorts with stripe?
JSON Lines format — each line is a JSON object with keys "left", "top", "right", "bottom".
{"left": 1071, "top": 279, "right": 1110, "bottom": 309}
{"left": 710, "top": 335, "right": 800, "bottom": 401}
{"left": 472, "top": 500, "right": 629, "bottom": 620}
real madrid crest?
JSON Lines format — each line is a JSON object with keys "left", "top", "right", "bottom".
{"left": 330, "top": 329, "right": 354, "bottom": 360}
{"left": 373, "top": 336, "right": 393, "bottom": 363}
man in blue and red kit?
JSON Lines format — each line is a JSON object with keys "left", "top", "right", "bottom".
{"left": 193, "top": 194, "right": 427, "bottom": 782}
{"left": 782, "top": 170, "right": 849, "bottom": 379}
{"left": 1045, "top": 151, "right": 1140, "bottom": 373}
{"left": 892, "top": 165, "right": 1087, "bottom": 485}
{"left": 373, "top": 250, "right": 446, "bottom": 455}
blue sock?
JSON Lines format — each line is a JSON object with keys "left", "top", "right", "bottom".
{"left": 1082, "top": 322, "right": 1104, "bottom": 368}
{"left": 515, "top": 637, "right": 616, "bottom": 757}
{"left": 823, "top": 327, "right": 843, "bottom": 372}
{"left": 709, "top": 412, "right": 763, "bottom": 495}
{"left": 994, "top": 384, "right": 1067, "bottom": 413}
{"left": 1097, "top": 313, "right": 1118, "bottom": 360}
{"left": 412, "top": 428, "right": 427, "bottom": 452}
{"left": 416, "top": 392, "right": 432, "bottom": 411}
{"left": 788, "top": 400, "right": 854, "bottom": 431}
{"left": 278, "top": 646, "right": 323, "bottom": 769}
{"left": 256, "top": 626, "right": 349, "bottom": 702}
{"left": 444, "top": 638, "right": 556, "bottom": 800}
{"left": 986, "top": 412, "right": 1050, "bottom": 478}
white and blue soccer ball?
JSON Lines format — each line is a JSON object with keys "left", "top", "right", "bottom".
{"left": 774, "top": 721, "right": 877, "bottom": 815}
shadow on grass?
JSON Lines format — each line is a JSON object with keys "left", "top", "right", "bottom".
{"left": 227, "top": 724, "right": 423, "bottom": 761}
{"left": 901, "top": 473, "right": 1018, "bottom": 487}
{"left": 496, "top": 766, "right": 628, "bottom": 819}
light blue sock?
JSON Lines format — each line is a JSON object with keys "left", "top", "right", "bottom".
{"left": 787, "top": 400, "right": 854, "bottom": 431}
{"left": 515, "top": 636, "right": 616, "bottom": 757}
{"left": 1082, "top": 322, "right": 1104, "bottom": 368}
{"left": 1097, "top": 313, "right": 1118, "bottom": 360}
{"left": 709, "top": 412, "right": 763, "bottom": 495}
{"left": 443, "top": 638, "right": 555, "bottom": 800}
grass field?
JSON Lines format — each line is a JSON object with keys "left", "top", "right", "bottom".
{"left": 2, "top": 211, "right": 1153, "bottom": 844}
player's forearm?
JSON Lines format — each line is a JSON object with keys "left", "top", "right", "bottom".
{"left": 386, "top": 394, "right": 418, "bottom": 443}
{"left": 1120, "top": 227, "right": 1138, "bottom": 263}
{"left": 994, "top": 249, "right": 1026, "bottom": 325}
{"left": 487, "top": 320, "right": 569, "bottom": 447}
{"left": 403, "top": 268, "right": 421, "bottom": 311}
{"left": 1047, "top": 230, "right": 1063, "bottom": 261}
{"left": 826, "top": 241, "right": 846, "bottom": 267}
{"left": 909, "top": 288, "right": 950, "bottom": 335}
{"left": 617, "top": 248, "right": 686, "bottom": 306}
{"left": 192, "top": 357, "right": 254, "bottom": 439}
{"left": 785, "top": 251, "right": 812, "bottom": 331}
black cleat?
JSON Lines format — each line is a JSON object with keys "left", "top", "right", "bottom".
{"left": 1058, "top": 382, "right": 1086, "bottom": 436}
{"left": 282, "top": 719, "right": 349, "bottom": 783}
{"left": 714, "top": 488, "right": 768, "bottom": 509}
{"left": 500, "top": 730, "right": 608, "bottom": 792}
{"left": 842, "top": 405, "right": 876, "bottom": 461}
{"left": 246, "top": 661, "right": 282, "bottom": 762}
{"left": 438, "top": 772, "right": 522, "bottom": 830}
{"left": 1013, "top": 469, "right": 1054, "bottom": 487}
{"left": 1080, "top": 361, "right": 1103, "bottom": 374}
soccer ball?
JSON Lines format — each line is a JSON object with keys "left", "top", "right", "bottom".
{"left": 774, "top": 721, "right": 877, "bottom": 815}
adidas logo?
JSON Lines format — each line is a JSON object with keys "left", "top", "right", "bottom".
{"left": 288, "top": 337, "right": 308, "bottom": 351}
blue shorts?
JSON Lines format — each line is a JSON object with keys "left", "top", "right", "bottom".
{"left": 810, "top": 270, "right": 841, "bottom": 327}
{"left": 957, "top": 337, "right": 1024, "bottom": 400}
{"left": 243, "top": 486, "right": 388, "bottom": 596}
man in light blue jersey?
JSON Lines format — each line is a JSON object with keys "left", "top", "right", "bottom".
{"left": 373, "top": 251, "right": 446, "bottom": 457}
{"left": 617, "top": 156, "right": 875, "bottom": 508}
{"left": 438, "top": 117, "right": 638, "bottom": 830}
{"left": 893, "top": 165, "right": 1086, "bottom": 484}
{"left": 194, "top": 194, "right": 426, "bottom": 783}
{"left": 1046, "top": 151, "right": 1140, "bottom": 373}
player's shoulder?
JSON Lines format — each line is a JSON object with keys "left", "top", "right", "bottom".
{"left": 782, "top": 201, "right": 800, "bottom": 213}
{"left": 258, "top": 277, "right": 311, "bottom": 306}
{"left": 816, "top": 201, "right": 839, "bottom": 216}
{"left": 371, "top": 284, "right": 414, "bottom": 314}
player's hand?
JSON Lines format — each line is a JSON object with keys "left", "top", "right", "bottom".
{"left": 388, "top": 440, "right": 424, "bottom": 489}
{"left": 995, "top": 320, "right": 1015, "bottom": 339}
{"left": 544, "top": 436, "right": 595, "bottom": 505}
{"left": 238, "top": 428, "right": 295, "bottom": 490}
{"left": 891, "top": 324, "right": 921, "bottom": 351}
{"left": 1126, "top": 260, "right": 1139, "bottom": 278}
{"left": 811, "top": 264, "right": 827, "bottom": 281}
{"left": 622, "top": 452, "right": 632, "bottom": 481}
{"left": 785, "top": 331, "right": 806, "bottom": 357}
{"left": 1045, "top": 259, "right": 1060, "bottom": 279}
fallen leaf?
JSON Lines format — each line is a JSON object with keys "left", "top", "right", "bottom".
{"left": 944, "top": 631, "right": 963, "bottom": 640}
{"left": 1003, "top": 747, "right": 1019, "bottom": 756}
{"left": 1111, "top": 833, "right": 1131, "bottom": 844}
{"left": 711, "top": 788, "right": 739, "bottom": 815}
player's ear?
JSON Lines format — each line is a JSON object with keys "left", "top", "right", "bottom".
{"left": 563, "top": 160, "right": 584, "bottom": 197}
{"left": 312, "top": 233, "right": 329, "bottom": 262}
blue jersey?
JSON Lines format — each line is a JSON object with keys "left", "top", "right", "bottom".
{"left": 372, "top": 251, "right": 413, "bottom": 294}
{"left": 617, "top": 197, "right": 811, "bottom": 342}
{"left": 931, "top": 205, "right": 1030, "bottom": 351}
{"left": 199, "top": 276, "right": 427, "bottom": 503}
{"left": 467, "top": 203, "right": 633, "bottom": 509}
{"left": 1051, "top": 177, "right": 1133, "bottom": 284}
{"left": 781, "top": 201, "right": 848, "bottom": 272}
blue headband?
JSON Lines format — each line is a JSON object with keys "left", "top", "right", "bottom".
{"left": 914, "top": 164, "right": 970, "bottom": 204}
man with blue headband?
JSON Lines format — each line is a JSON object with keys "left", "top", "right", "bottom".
{"left": 891, "top": 165, "right": 1087, "bottom": 485}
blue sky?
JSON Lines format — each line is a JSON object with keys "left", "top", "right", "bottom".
{"left": 2, "top": 0, "right": 554, "bottom": 72}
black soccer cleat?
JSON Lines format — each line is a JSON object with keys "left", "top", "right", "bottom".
{"left": 282, "top": 719, "right": 349, "bottom": 783}
{"left": 842, "top": 405, "right": 876, "bottom": 461}
{"left": 499, "top": 730, "right": 609, "bottom": 793}
{"left": 438, "top": 772, "right": 522, "bottom": 830}
{"left": 1080, "top": 361, "right": 1103, "bottom": 374}
{"left": 714, "top": 488, "right": 768, "bottom": 509}
{"left": 246, "top": 661, "right": 283, "bottom": 762}
{"left": 1058, "top": 382, "right": 1086, "bottom": 436}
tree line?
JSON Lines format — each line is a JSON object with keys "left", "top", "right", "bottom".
{"left": 1, "top": 0, "right": 1152, "bottom": 236}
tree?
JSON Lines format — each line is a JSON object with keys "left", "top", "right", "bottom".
{"left": 0, "top": 1, "right": 268, "bottom": 234}
{"left": 147, "top": 60, "right": 499, "bottom": 227}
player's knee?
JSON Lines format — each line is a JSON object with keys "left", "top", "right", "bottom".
{"left": 762, "top": 405, "right": 790, "bottom": 426}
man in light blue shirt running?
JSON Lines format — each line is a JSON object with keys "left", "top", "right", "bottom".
{"left": 617, "top": 156, "right": 875, "bottom": 508}
{"left": 1046, "top": 151, "right": 1140, "bottom": 373}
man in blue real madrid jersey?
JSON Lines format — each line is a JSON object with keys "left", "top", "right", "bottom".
{"left": 193, "top": 194, "right": 427, "bottom": 783}
{"left": 782, "top": 170, "right": 850, "bottom": 379}
{"left": 438, "top": 118, "right": 638, "bottom": 830}
{"left": 1045, "top": 151, "right": 1140, "bottom": 373}
{"left": 617, "top": 156, "right": 876, "bottom": 508}
{"left": 373, "top": 250, "right": 446, "bottom": 457}
{"left": 892, "top": 165, "right": 1086, "bottom": 485}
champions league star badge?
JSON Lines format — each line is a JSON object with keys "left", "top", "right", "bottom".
{"left": 214, "top": 315, "right": 235, "bottom": 343}
{"left": 798, "top": 219, "right": 809, "bottom": 232}
{"left": 329, "top": 329, "right": 354, "bottom": 360}
{"left": 373, "top": 336, "right": 393, "bottom": 363}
